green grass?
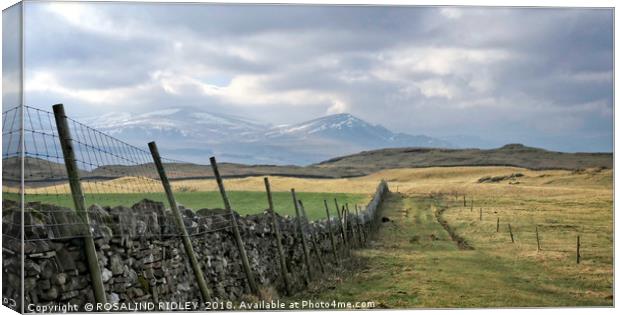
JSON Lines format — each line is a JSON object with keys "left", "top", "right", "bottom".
{"left": 300, "top": 193, "right": 612, "bottom": 307}
{"left": 12, "top": 191, "right": 368, "bottom": 220}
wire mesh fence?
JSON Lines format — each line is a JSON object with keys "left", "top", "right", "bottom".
{"left": 3, "top": 105, "right": 23, "bottom": 245}
{"left": 3, "top": 105, "right": 380, "bottom": 245}
{"left": 2, "top": 105, "right": 21, "bottom": 197}
{"left": 2, "top": 105, "right": 235, "bottom": 244}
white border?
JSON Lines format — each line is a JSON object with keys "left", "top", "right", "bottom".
{"left": 0, "top": 1, "right": 616, "bottom": 315}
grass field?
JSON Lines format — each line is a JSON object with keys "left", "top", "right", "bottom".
{"left": 284, "top": 166, "right": 613, "bottom": 307}
{"left": 5, "top": 165, "right": 613, "bottom": 306}
{"left": 14, "top": 191, "right": 368, "bottom": 220}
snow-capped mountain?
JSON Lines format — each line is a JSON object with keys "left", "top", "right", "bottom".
{"left": 268, "top": 113, "right": 453, "bottom": 149}
{"left": 84, "top": 109, "right": 453, "bottom": 165}
{"left": 87, "top": 108, "right": 268, "bottom": 143}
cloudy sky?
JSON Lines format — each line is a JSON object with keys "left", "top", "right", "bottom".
{"left": 16, "top": 2, "right": 614, "bottom": 152}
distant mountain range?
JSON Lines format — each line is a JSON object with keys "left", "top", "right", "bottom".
{"left": 86, "top": 108, "right": 454, "bottom": 165}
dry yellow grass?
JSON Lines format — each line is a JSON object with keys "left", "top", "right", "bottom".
{"left": 14, "top": 166, "right": 612, "bottom": 197}
{"left": 298, "top": 166, "right": 612, "bottom": 307}
{"left": 15, "top": 176, "right": 163, "bottom": 195}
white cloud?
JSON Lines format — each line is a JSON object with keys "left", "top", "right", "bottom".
{"left": 439, "top": 8, "right": 463, "bottom": 19}
{"left": 326, "top": 99, "right": 349, "bottom": 114}
{"left": 45, "top": 2, "right": 142, "bottom": 40}
{"left": 25, "top": 71, "right": 153, "bottom": 105}
{"left": 415, "top": 79, "right": 459, "bottom": 99}
{"left": 390, "top": 47, "right": 513, "bottom": 76}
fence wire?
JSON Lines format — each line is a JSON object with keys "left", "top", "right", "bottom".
{"left": 2, "top": 106, "right": 21, "bottom": 195}
{"left": 3, "top": 105, "right": 23, "bottom": 244}
{"left": 2, "top": 105, "right": 234, "bottom": 244}
{"left": 438, "top": 193, "right": 613, "bottom": 260}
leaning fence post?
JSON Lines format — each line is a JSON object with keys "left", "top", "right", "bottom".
{"left": 53, "top": 104, "right": 107, "bottom": 304}
{"left": 210, "top": 156, "right": 259, "bottom": 295}
{"left": 263, "top": 177, "right": 291, "bottom": 295}
{"left": 576, "top": 235, "right": 581, "bottom": 264}
{"left": 324, "top": 200, "right": 339, "bottom": 264}
{"left": 508, "top": 224, "right": 514, "bottom": 243}
{"left": 149, "top": 142, "right": 212, "bottom": 301}
{"left": 292, "top": 189, "right": 313, "bottom": 283}
{"left": 343, "top": 205, "right": 351, "bottom": 247}
{"left": 334, "top": 199, "right": 347, "bottom": 250}
{"left": 345, "top": 203, "right": 358, "bottom": 248}
{"left": 299, "top": 200, "right": 325, "bottom": 274}
{"left": 536, "top": 225, "right": 541, "bottom": 251}
{"left": 342, "top": 205, "right": 352, "bottom": 254}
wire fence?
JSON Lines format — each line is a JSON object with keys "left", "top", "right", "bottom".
{"left": 2, "top": 105, "right": 21, "bottom": 196}
{"left": 2, "top": 103, "right": 389, "bottom": 308}
{"left": 435, "top": 192, "right": 613, "bottom": 262}
{"left": 2, "top": 105, "right": 237, "bottom": 243}
{"left": 3, "top": 104, "right": 380, "bottom": 244}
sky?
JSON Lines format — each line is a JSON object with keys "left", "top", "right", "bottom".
{"left": 11, "top": 2, "right": 614, "bottom": 152}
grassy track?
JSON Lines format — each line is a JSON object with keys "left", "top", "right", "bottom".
{"left": 16, "top": 191, "right": 368, "bottom": 220}
{"left": 302, "top": 192, "right": 612, "bottom": 307}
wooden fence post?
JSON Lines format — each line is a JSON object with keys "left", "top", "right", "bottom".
{"left": 148, "top": 141, "right": 211, "bottom": 301}
{"left": 508, "top": 224, "right": 514, "bottom": 243}
{"left": 577, "top": 235, "right": 581, "bottom": 264}
{"left": 342, "top": 205, "right": 352, "bottom": 253}
{"left": 463, "top": 195, "right": 466, "bottom": 207}
{"left": 292, "top": 189, "right": 313, "bottom": 283}
{"left": 479, "top": 208, "right": 482, "bottom": 221}
{"left": 323, "top": 200, "right": 339, "bottom": 264}
{"left": 210, "top": 156, "right": 259, "bottom": 295}
{"left": 299, "top": 200, "right": 325, "bottom": 274}
{"left": 496, "top": 217, "right": 500, "bottom": 232}
{"left": 354, "top": 205, "right": 365, "bottom": 246}
{"left": 535, "top": 225, "right": 541, "bottom": 251}
{"left": 334, "top": 199, "right": 348, "bottom": 251}
{"left": 263, "top": 177, "right": 291, "bottom": 295}
{"left": 53, "top": 104, "right": 107, "bottom": 304}
{"left": 345, "top": 203, "right": 359, "bottom": 248}
{"left": 470, "top": 196, "right": 474, "bottom": 212}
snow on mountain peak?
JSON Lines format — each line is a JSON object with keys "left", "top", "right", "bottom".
{"left": 81, "top": 108, "right": 452, "bottom": 164}
{"left": 274, "top": 113, "right": 373, "bottom": 135}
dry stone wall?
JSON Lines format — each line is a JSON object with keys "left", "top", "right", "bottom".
{"left": 2, "top": 181, "right": 389, "bottom": 312}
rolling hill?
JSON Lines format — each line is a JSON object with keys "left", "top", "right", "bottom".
{"left": 9, "top": 144, "right": 612, "bottom": 187}
{"left": 315, "top": 144, "right": 612, "bottom": 173}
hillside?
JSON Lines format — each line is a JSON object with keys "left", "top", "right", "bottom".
{"left": 315, "top": 144, "right": 612, "bottom": 173}
{"left": 10, "top": 144, "right": 612, "bottom": 187}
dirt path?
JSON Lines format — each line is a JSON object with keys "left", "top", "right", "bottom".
{"left": 432, "top": 200, "right": 474, "bottom": 250}
{"left": 296, "top": 192, "right": 611, "bottom": 308}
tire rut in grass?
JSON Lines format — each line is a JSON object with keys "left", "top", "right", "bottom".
{"left": 433, "top": 204, "right": 474, "bottom": 250}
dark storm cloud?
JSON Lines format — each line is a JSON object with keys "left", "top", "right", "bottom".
{"left": 22, "top": 2, "right": 613, "bottom": 152}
